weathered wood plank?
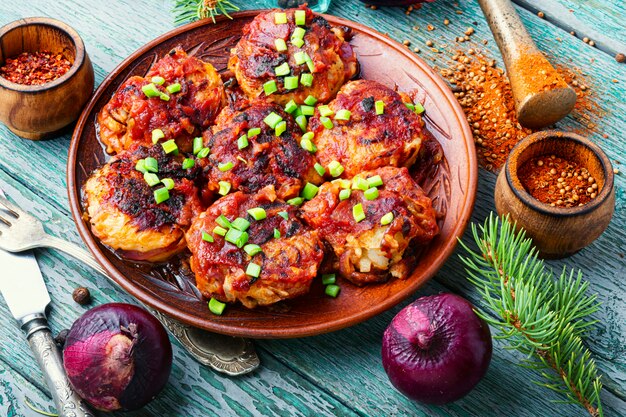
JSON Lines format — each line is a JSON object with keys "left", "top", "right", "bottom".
{"left": 0, "top": 359, "right": 58, "bottom": 417}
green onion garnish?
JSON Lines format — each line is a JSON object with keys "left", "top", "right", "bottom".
{"left": 328, "top": 160, "right": 344, "bottom": 177}
{"left": 295, "top": 10, "right": 306, "bottom": 26}
{"left": 292, "top": 38, "right": 304, "bottom": 48}
{"left": 274, "top": 12, "right": 287, "bottom": 24}
{"left": 300, "top": 73, "right": 313, "bottom": 87}
{"left": 197, "top": 147, "right": 210, "bottom": 158}
{"left": 364, "top": 187, "right": 379, "bottom": 200}
{"left": 135, "top": 159, "right": 147, "bottom": 173}
{"left": 314, "top": 163, "right": 325, "bottom": 176}
{"left": 244, "top": 244, "right": 262, "bottom": 256}
{"left": 322, "top": 274, "right": 336, "bottom": 285}
{"left": 325, "top": 284, "right": 340, "bottom": 298}
{"left": 287, "top": 197, "right": 304, "bottom": 206}
{"left": 213, "top": 225, "right": 227, "bottom": 236}
{"left": 193, "top": 137, "right": 203, "bottom": 155}
{"left": 294, "top": 106, "right": 303, "bottom": 117}
{"left": 275, "top": 38, "right": 288, "bottom": 52}
{"left": 295, "top": 115, "right": 307, "bottom": 132}
{"left": 231, "top": 217, "right": 251, "bottom": 231}
{"left": 292, "top": 27, "right": 306, "bottom": 41}
{"left": 144, "top": 172, "right": 160, "bottom": 187}
{"left": 144, "top": 157, "right": 158, "bottom": 173}
{"left": 202, "top": 231, "right": 214, "bottom": 242}
{"left": 304, "top": 55, "right": 315, "bottom": 73}
{"left": 275, "top": 120, "right": 287, "bottom": 136}
{"left": 182, "top": 158, "right": 195, "bottom": 169}
{"left": 151, "top": 128, "right": 165, "bottom": 144}
{"left": 264, "top": 112, "right": 283, "bottom": 129}
{"left": 367, "top": 175, "right": 383, "bottom": 188}
{"left": 381, "top": 212, "right": 394, "bottom": 225}
{"left": 300, "top": 105, "right": 315, "bottom": 116}
{"left": 405, "top": 102, "right": 415, "bottom": 111}
{"left": 352, "top": 203, "right": 365, "bottom": 222}
{"left": 218, "top": 181, "right": 231, "bottom": 196}
{"left": 151, "top": 76, "right": 165, "bottom": 85}
{"left": 301, "top": 182, "right": 319, "bottom": 200}
{"left": 375, "top": 100, "right": 385, "bottom": 115}
{"left": 246, "top": 262, "right": 261, "bottom": 278}
{"left": 248, "top": 127, "right": 261, "bottom": 137}
{"left": 278, "top": 211, "right": 289, "bottom": 220}
{"left": 166, "top": 83, "right": 181, "bottom": 94}
{"left": 284, "top": 100, "right": 298, "bottom": 114}
{"left": 142, "top": 83, "right": 161, "bottom": 97}
{"left": 247, "top": 207, "right": 267, "bottom": 221}
{"left": 300, "top": 134, "right": 317, "bottom": 153}
{"left": 339, "top": 189, "right": 351, "bottom": 201}
{"left": 161, "top": 178, "right": 175, "bottom": 190}
{"left": 216, "top": 214, "right": 231, "bottom": 228}
{"left": 225, "top": 228, "right": 249, "bottom": 248}
{"left": 274, "top": 62, "right": 291, "bottom": 77}
{"left": 159, "top": 92, "right": 170, "bottom": 101}
{"left": 320, "top": 116, "right": 334, "bottom": 129}
{"left": 318, "top": 105, "right": 334, "bottom": 117}
{"left": 273, "top": 228, "right": 281, "bottom": 239}
{"left": 237, "top": 134, "right": 249, "bottom": 150}
{"left": 294, "top": 51, "right": 306, "bottom": 65}
{"left": 284, "top": 76, "right": 299, "bottom": 90}
{"left": 336, "top": 179, "right": 352, "bottom": 189}
{"left": 154, "top": 187, "right": 169, "bottom": 204}
{"left": 218, "top": 161, "right": 234, "bottom": 171}
{"left": 208, "top": 298, "right": 226, "bottom": 315}
{"left": 304, "top": 95, "right": 318, "bottom": 106}
{"left": 263, "top": 80, "right": 278, "bottom": 95}
{"left": 335, "top": 109, "right": 351, "bottom": 121}
{"left": 414, "top": 102, "right": 425, "bottom": 114}
{"left": 352, "top": 176, "right": 369, "bottom": 191}
{"left": 161, "top": 140, "right": 178, "bottom": 155}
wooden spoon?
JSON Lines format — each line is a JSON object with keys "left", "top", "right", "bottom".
{"left": 477, "top": 0, "right": 576, "bottom": 129}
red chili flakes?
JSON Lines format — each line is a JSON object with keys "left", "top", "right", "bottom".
{"left": 0, "top": 51, "right": 72, "bottom": 85}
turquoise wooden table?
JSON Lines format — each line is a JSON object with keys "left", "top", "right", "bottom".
{"left": 0, "top": 0, "right": 624, "bottom": 416}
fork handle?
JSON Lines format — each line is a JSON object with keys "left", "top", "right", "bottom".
{"left": 42, "top": 235, "right": 108, "bottom": 276}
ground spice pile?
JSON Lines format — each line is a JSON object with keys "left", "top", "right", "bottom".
{"left": 518, "top": 155, "right": 598, "bottom": 207}
{"left": 0, "top": 51, "right": 71, "bottom": 85}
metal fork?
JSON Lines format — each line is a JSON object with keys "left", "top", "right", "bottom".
{"left": 0, "top": 192, "right": 259, "bottom": 376}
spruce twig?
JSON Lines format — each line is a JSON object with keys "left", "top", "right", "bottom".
{"left": 172, "top": 0, "right": 240, "bottom": 25}
{"left": 459, "top": 213, "right": 603, "bottom": 417}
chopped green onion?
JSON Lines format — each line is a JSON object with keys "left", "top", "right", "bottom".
{"left": 375, "top": 100, "right": 385, "bottom": 115}
{"left": 320, "top": 116, "right": 334, "bottom": 129}
{"left": 287, "top": 197, "right": 304, "bottom": 206}
{"left": 367, "top": 175, "right": 383, "bottom": 188}
{"left": 264, "top": 112, "right": 283, "bottom": 129}
{"left": 263, "top": 80, "right": 278, "bottom": 95}
{"left": 305, "top": 56, "right": 315, "bottom": 73}
{"left": 208, "top": 298, "right": 226, "bottom": 315}
{"left": 151, "top": 76, "right": 165, "bottom": 85}
{"left": 202, "top": 231, "right": 214, "bottom": 242}
{"left": 273, "top": 228, "right": 281, "bottom": 239}
{"left": 300, "top": 105, "right": 315, "bottom": 116}
{"left": 291, "top": 37, "right": 304, "bottom": 48}
{"left": 141, "top": 83, "right": 160, "bottom": 97}
{"left": 246, "top": 262, "right": 261, "bottom": 278}
{"left": 300, "top": 137, "right": 317, "bottom": 153}
{"left": 218, "top": 181, "right": 231, "bottom": 196}
{"left": 318, "top": 105, "right": 334, "bottom": 117}
{"left": 278, "top": 211, "right": 289, "bottom": 220}
{"left": 225, "top": 228, "right": 249, "bottom": 248}
{"left": 151, "top": 128, "right": 165, "bottom": 144}
{"left": 294, "top": 9, "right": 306, "bottom": 26}
{"left": 213, "top": 225, "right": 227, "bottom": 236}
{"left": 216, "top": 214, "right": 231, "bottom": 228}
{"left": 339, "top": 189, "right": 351, "bottom": 201}
{"left": 405, "top": 102, "right": 415, "bottom": 111}
{"left": 231, "top": 217, "right": 251, "bottom": 231}
{"left": 154, "top": 187, "right": 169, "bottom": 204}
{"left": 364, "top": 187, "right": 379, "bottom": 200}
{"left": 314, "top": 163, "right": 325, "bottom": 176}
{"left": 247, "top": 207, "right": 267, "bottom": 221}
{"left": 334, "top": 109, "right": 351, "bottom": 121}
{"left": 301, "top": 182, "right": 319, "bottom": 200}
{"left": 325, "top": 284, "right": 340, "bottom": 297}
{"left": 352, "top": 176, "right": 369, "bottom": 191}
{"left": 284, "top": 100, "right": 298, "bottom": 114}
{"left": 300, "top": 73, "right": 313, "bottom": 87}
{"left": 274, "top": 12, "right": 287, "bottom": 24}
{"left": 193, "top": 137, "right": 203, "bottom": 155}
{"left": 294, "top": 51, "right": 306, "bottom": 65}
{"left": 328, "top": 160, "right": 344, "bottom": 177}
{"left": 274, "top": 62, "right": 291, "bottom": 77}
{"left": 237, "top": 134, "right": 249, "bottom": 150}
{"left": 218, "top": 161, "right": 234, "bottom": 171}
{"left": 159, "top": 92, "right": 170, "bottom": 101}
{"left": 414, "top": 102, "right": 425, "bottom": 114}
{"left": 304, "top": 95, "right": 318, "bottom": 106}
{"left": 294, "top": 106, "right": 303, "bottom": 117}
{"left": 161, "top": 139, "right": 178, "bottom": 155}
{"left": 244, "top": 244, "right": 262, "bottom": 256}
{"left": 292, "top": 27, "right": 306, "bottom": 41}
{"left": 352, "top": 203, "right": 365, "bottom": 222}
{"left": 135, "top": 159, "right": 147, "bottom": 173}
{"left": 275, "top": 38, "right": 288, "bottom": 52}
{"left": 302, "top": 131, "right": 314, "bottom": 142}
{"left": 182, "top": 158, "right": 195, "bottom": 169}
{"left": 144, "top": 157, "right": 158, "bottom": 173}
{"left": 197, "top": 147, "right": 210, "bottom": 158}
{"left": 381, "top": 212, "right": 394, "bottom": 225}
{"left": 295, "top": 115, "right": 307, "bottom": 132}
{"left": 166, "top": 83, "right": 181, "bottom": 94}
{"left": 284, "top": 76, "right": 299, "bottom": 90}
{"left": 161, "top": 178, "right": 175, "bottom": 190}
{"left": 335, "top": 179, "right": 352, "bottom": 189}
{"left": 275, "top": 120, "right": 287, "bottom": 136}
{"left": 144, "top": 172, "right": 160, "bottom": 187}
{"left": 248, "top": 127, "right": 261, "bottom": 137}
{"left": 322, "top": 274, "right": 336, "bottom": 285}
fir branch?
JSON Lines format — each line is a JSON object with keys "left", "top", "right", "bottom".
{"left": 172, "top": 0, "right": 240, "bottom": 25}
{"left": 459, "top": 213, "right": 603, "bottom": 417}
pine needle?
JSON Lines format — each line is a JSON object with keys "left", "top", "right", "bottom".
{"left": 459, "top": 213, "right": 603, "bottom": 417}
{"left": 172, "top": 0, "right": 240, "bottom": 25}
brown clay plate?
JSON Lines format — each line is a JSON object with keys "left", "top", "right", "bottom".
{"left": 67, "top": 10, "right": 476, "bottom": 338}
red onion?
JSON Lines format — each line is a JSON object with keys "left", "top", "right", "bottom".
{"left": 382, "top": 293, "right": 492, "bottom": 404}
{"left": 63, "top": 303, "right": 172, "bottom": 411}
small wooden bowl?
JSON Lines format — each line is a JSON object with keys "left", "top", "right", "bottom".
{"left": 495, "top": 130, "right": 615, "bottom": 258}
{"left": 0, "top": 17, "right": 94, "bottom": 140}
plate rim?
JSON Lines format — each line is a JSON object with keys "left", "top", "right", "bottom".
{"left": 67, "top": 10, "right": 477, "bottom": 338}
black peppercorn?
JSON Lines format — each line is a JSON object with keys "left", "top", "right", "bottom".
{"left": 72, "top": 286, "right": 91, "bottom": 305}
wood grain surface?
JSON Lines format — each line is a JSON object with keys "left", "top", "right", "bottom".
{"left": 0, "top": 0, "right": 624, "bottom": 416}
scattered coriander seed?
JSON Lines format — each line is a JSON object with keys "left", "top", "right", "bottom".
{"left": 426, "top": 40, "right": 434, "bottom": 47}
{"left": 537, "top": 11, "right": 544, "bottom": 18}
{"left": 444, "top": 19, "right": 450, "bottom": 25}
{"left": 616, "top": 53, "right": 626, "bottom": 63}
{"left": 403, "top": 40, "right": 410, "bottom": 46}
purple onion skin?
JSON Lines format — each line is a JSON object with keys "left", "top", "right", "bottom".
{"left": 382, "top": 293, "right": 492, "bottom": 404}
{"left": 358, "top": 0, "right": 435, "bottom": 7}
{"left": 63, "top": 303, "right": 173, "bottom": 412}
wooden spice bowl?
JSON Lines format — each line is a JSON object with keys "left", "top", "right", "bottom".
{"left": 0, "top": 17, "right": 94, "bottom": 140}
{"left": 495, "top": 130, "right": 615, "bottom": 258}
